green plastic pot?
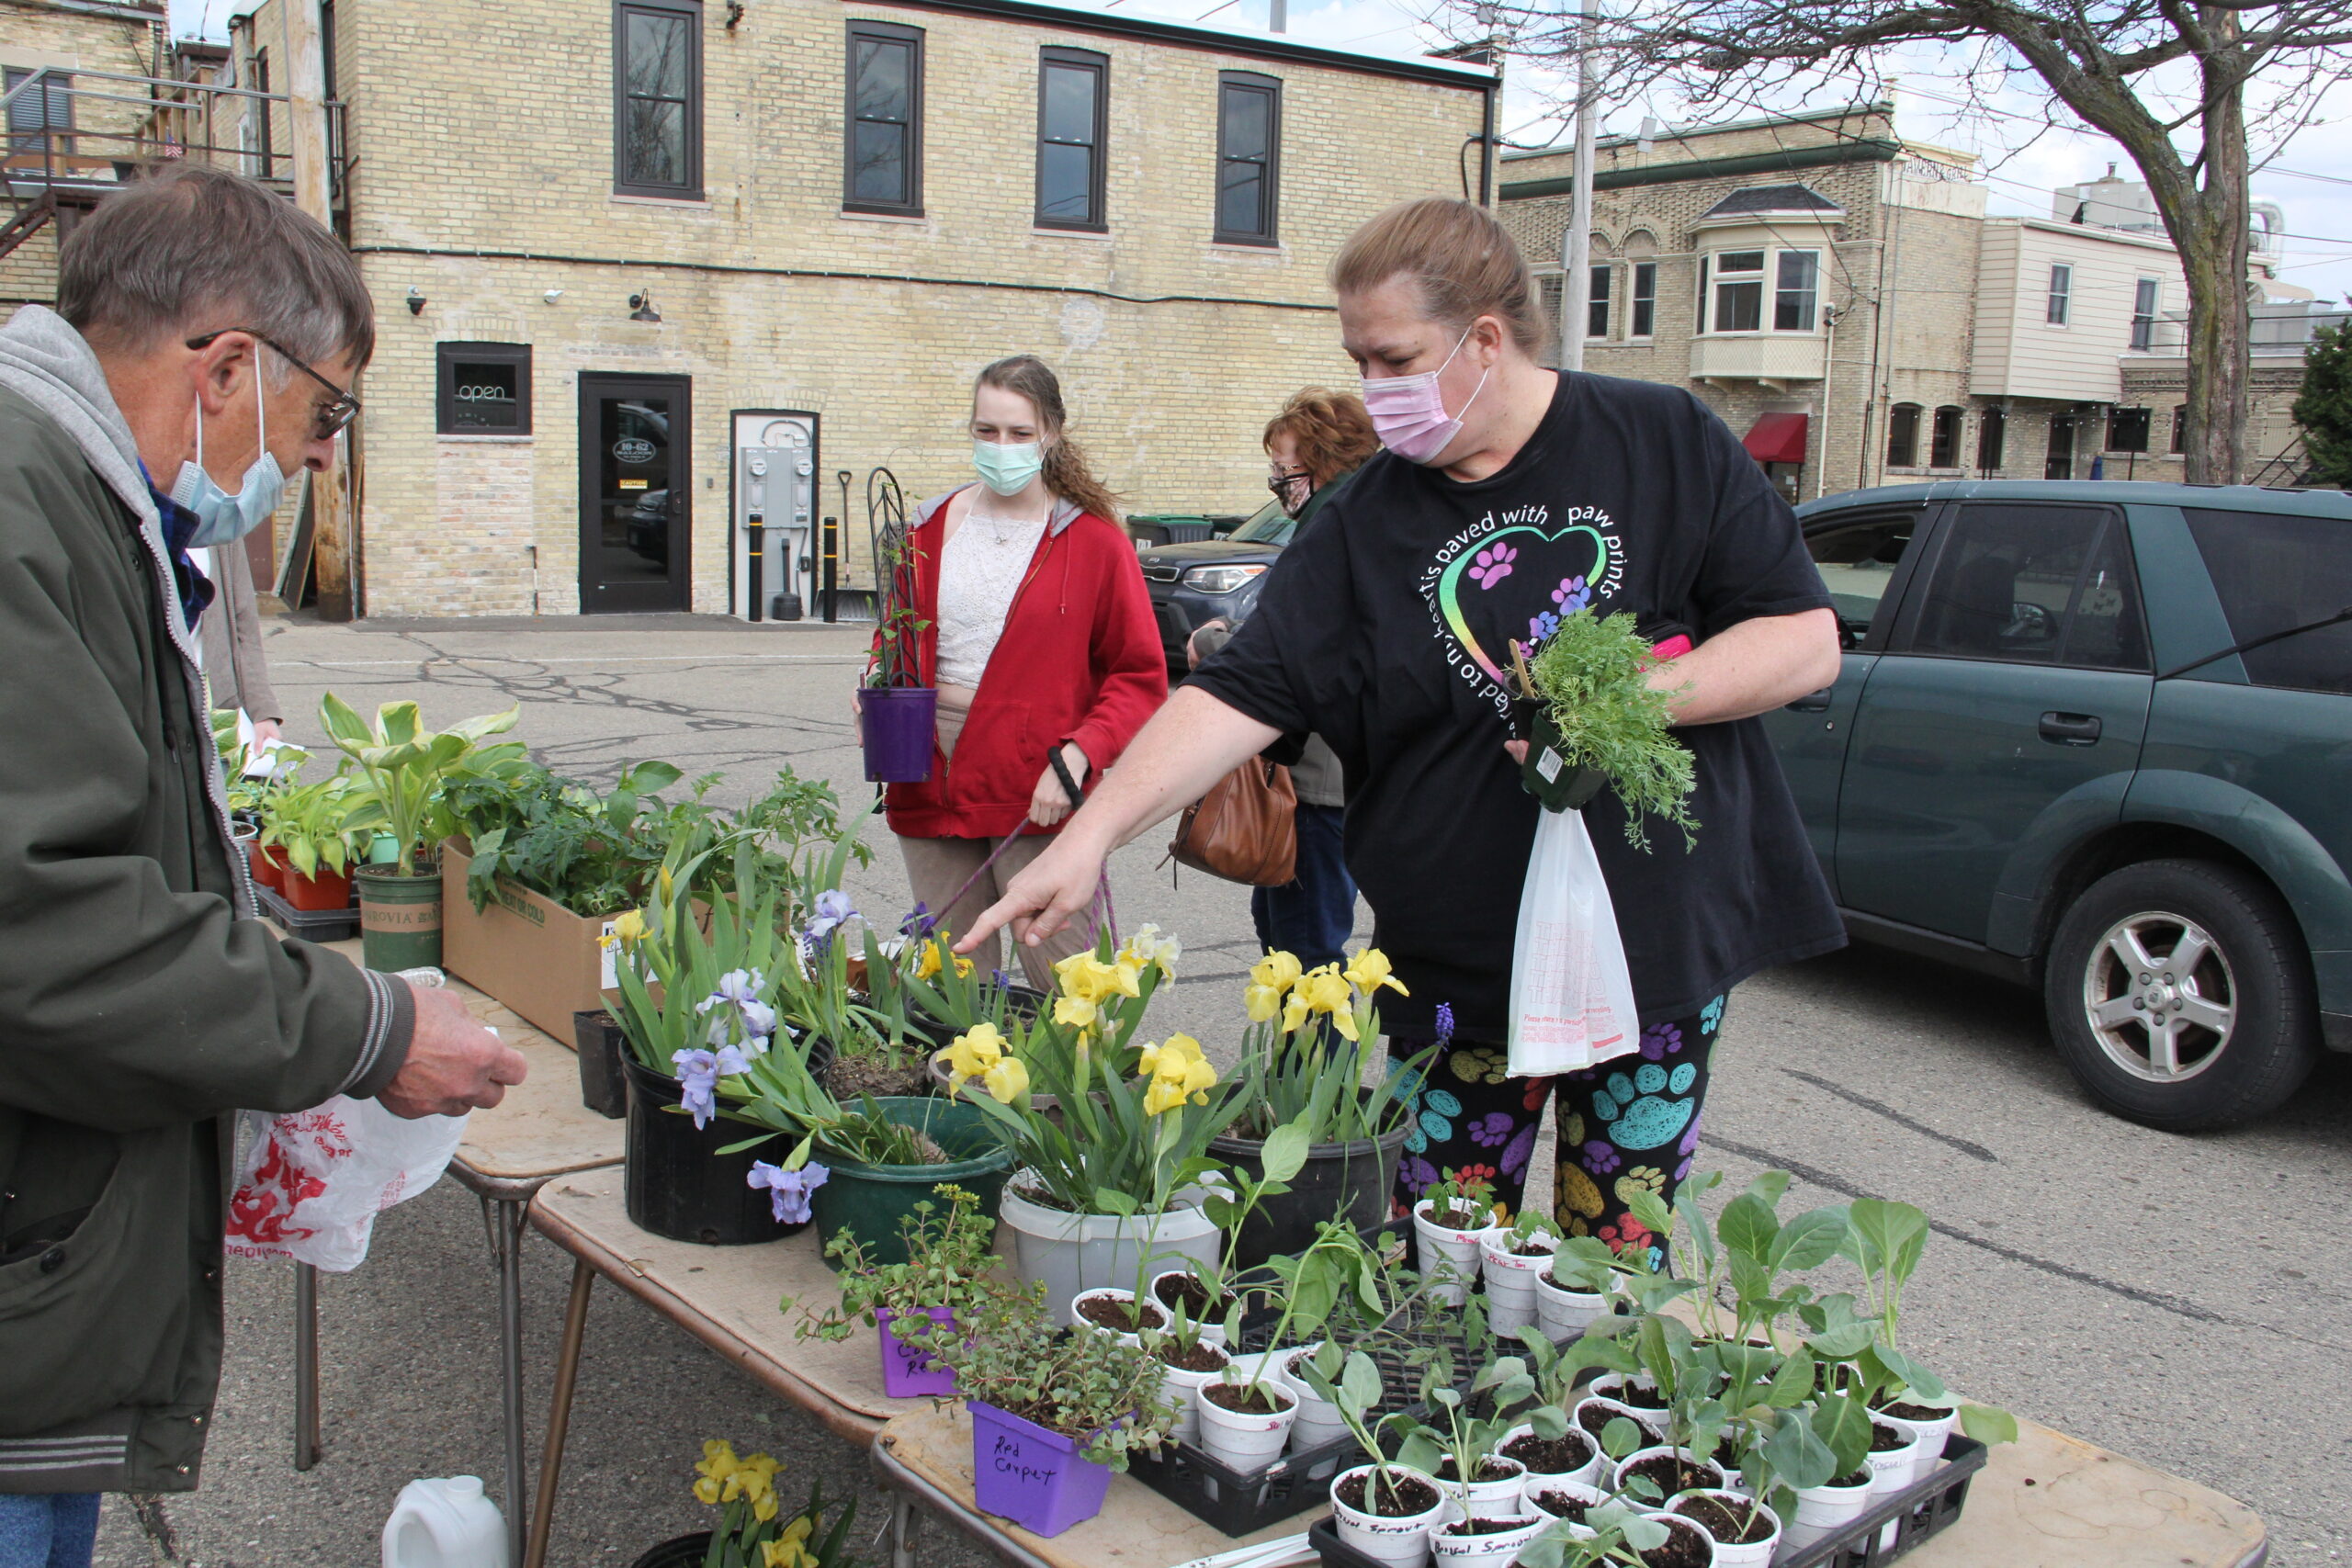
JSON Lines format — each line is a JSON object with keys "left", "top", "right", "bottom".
{"left": 357, "top": 864, "right": 443, "bottom": 971}
{"left": 808, "top": 1095, "right": 1012, "bottom": 1269}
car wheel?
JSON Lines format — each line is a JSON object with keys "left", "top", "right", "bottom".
{"left": 2043, "top": 858, "right": 2319, "bottom": 1131}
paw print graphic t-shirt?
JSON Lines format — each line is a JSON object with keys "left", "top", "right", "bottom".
{"left": 1190, "top": 369, "right": 1843, "bottom": 1037}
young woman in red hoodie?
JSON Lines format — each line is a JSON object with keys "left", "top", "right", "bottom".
{"left": 876, "top": 354, "right": 1165, "bottom": 987}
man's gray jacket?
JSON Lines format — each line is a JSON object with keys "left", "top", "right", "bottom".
{"left": 0, "top": 306, "right": 412, "bottom": 1494}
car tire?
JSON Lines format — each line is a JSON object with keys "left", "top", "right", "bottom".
{"left": 2043, "top": 857, "right": 2319, "bottom": 1131}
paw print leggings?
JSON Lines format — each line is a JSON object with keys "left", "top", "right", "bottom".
{"left": 1387, "top": 995, "right": 1725, "bottom": 1269}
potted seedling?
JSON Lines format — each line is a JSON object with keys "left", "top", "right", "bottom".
{"left": 906, "top": 1284, "right": 1175, "bottom": 1538}
{"left": 1296, "top": 1349, "right": 1448, "bottom": 1568}
{"left": 790, "top": 1186, "right": 999, "bottom": 1398}
{"left": 1516, "top": 1506, "right": 1711, "bottom": 1568}
{"left": 1494, "top": 1329, "right": 1606, "bottom": 1495}
{"left": 1478, "top": 1208, "right": 1562, "bottom": 1336}
{"left": 258, "top": 774, "right": 368, "bottom": 912}
{"left": 1391, "top": 1349, "right": 1537, "bottom": 1526}
{"left": 321, "top": 694, "right": 524, "bottom": 970}
{"left": 1411, "top": 1168, "right": 1498, "bottom": 1305}
{"left": 1536, "top": 1235, "right": 1625, "bottom": 1343}
{"left": 1198, "top": 1216, "right": 1377, "bottom": 1474}
{"left": 859, "top": 524, "right": 935, "bottom": 784}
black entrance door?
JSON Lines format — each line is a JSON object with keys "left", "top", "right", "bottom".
{"left": 580, "top": 374, "right": 691, "bottom": 613}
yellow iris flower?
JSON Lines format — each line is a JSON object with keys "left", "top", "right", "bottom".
{"left": 914, "top": 940, "right": 974, "bottom": 981}
{"left": 934, "top": 1023, "right": 1005, "bottom": 1083}
{"left": 1053, "top": 993, "right": 1099, "bottom": 1032}
{"left": 762, "top": 1518, "right": 818, "bottom": 1568}
{"left": 982, "top": 1055, "right": 1031, "bottom": 1104}
{"left": 1138, "top": 1034, "right": 1217, "bottom": 1115}
{"left": 1250, "top": 951, "right": 1305, "bottom": 992}
{"left": 1297, "top": 966, "right": 1362, "bottom": 1042}
{"left": 1343, "top": 948, "right": 1408, "bottom": 998}
{"left": 1282, "top": 989, "right": 1311, "bottom": 1035}
{"left": 599, "top": 908, "right": 650, "bottom": 952}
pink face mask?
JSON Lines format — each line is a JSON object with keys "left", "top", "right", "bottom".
{"left": 1360, "top": 328, "right": 1490, "bottom": 465}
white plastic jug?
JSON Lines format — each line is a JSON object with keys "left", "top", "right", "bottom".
{"left": 382, "top": 1476, "right": 504, "bottom": 1568}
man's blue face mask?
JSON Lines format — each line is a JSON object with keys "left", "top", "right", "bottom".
{"left": 170, "top": 367, "right": 286, "bottom": 547}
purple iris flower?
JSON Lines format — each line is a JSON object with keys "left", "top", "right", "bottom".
{"left": 715, "top": 1043, "right": 752, "bottom": 1077}
{"left": 1434, "top": 1002, "right": 1455, "bottom": 1047}
{"left": 806, "top": 889, "right": 856, "bottom": 942}
{"left": 748, "top": 1160, "right": 831, "bottom": 1225}
{"left": 673, "top": 1048, "right": 720, "bottom": 1129}
{"left": 899, "top": 903, "right": 936, "bottom": 940}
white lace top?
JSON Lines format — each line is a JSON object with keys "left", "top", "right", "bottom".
{"left": 935, "top": 504, "right": 1049, "bottom": 688}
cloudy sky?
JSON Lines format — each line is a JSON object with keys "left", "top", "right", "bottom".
{"left": 174, "top": 0, "right": 2351, "bottom": 299}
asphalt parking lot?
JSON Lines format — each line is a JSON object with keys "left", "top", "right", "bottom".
{"left": 91, "top": 615, "right": 2351, "bottom": 1566}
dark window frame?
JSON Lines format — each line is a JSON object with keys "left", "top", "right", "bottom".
{"left": 1773, "top": 248, "right": 1819, "bottom": 332}
{"left": 2170, "top": 404, "right": 2188, "bottom": 454}
{"left": 1928, "top": 405, "right": 1964, "bottom": 469}
{"left": 1711, "top": 248, "right": 1765, "bottom": 333}
{"left": 1886, "top": 401, "right": 1922, "bottom": 468}
{"left": 843, "top": 18, "right": 923, "bottom": 216}
{"left": 4, "top": 66, "right": 74, "bottom": 157}
{"left": 2046, "top": 262, "right": 2073, "bottom": 325}
{"left": 1630, "top": 260, "right": 1657, "bottom": 337}
{"left": 2130, "top": 276, "right": 2160, "bottom": 351}
{"left": 1035, "top": 46, "right": 1108, "bottom": 231}
{"left": 436, "top": 342, "right": 534, "bottom": 436}
{"left": 2107, "top": 406, "right": 2152, "bottom": 453}
{"left": 613, "top": 0, "right": 704, "bottom": 199}
{"left": 1976, "top": 405, "right": 2007, "bottom": 474}
{"left": 1587, "top": 264, "right": 1611, "bottom": 339}
{"left": 1214, "top": 70, "right": 1281, "bottom": 246}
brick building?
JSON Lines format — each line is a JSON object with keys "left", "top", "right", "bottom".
{"left": 164, "top": 0, "right": 1492, "bottom": 617}
{"left": 1497, "top": 105, "right": 2308, "bottom": 502}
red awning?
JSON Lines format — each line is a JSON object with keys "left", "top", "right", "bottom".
{"left": 1743, "top": 412, "right": 1810, "bottom": 466}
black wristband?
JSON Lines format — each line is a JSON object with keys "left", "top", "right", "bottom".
{"left": 1049, "top": 749, "right": 1086, "bottom": 809}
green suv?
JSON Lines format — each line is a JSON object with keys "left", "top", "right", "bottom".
{"left": 1765, "top": 480, "right": 2352, "bottom": 1129}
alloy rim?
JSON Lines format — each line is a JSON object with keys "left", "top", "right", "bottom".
{"left": 2081, "top": 909, "right": 2237, "bottom": 1083}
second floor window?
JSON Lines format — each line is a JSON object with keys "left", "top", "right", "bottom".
{"left": 6, "top": 68, "right": 72, "bottom": 156}
{"left": 615, "top": 0, "right": 701, "bottom": 198}
{"left": 845, "top": 20, "right": 923, "bottom": 214}
{"left": 2131, "top": 277, "right": 2160, "bottom": 350}
{"left": 1886, "top": 401, "right": 1921, "bottom": 468}
{"left": 1630, "top": 260, "right": 1657, "bottom": 337}
{"left": 2046, "top": 263, "right": 2073, "bottom": 325}
{"left": 1711, "top": 250, "right": 1765, "bottom": 332}
{"left": 1216, "top": 72, "right": 1280, "bottom": 245}
{"left": 1588, "top": 265, "right": 1611, "bottom": 339}
{"left": 1775, "top": 251, "right": 1819, "bottom": 331}
{"left": 1036, "top": 49, "right": 1106, "bottom": 231}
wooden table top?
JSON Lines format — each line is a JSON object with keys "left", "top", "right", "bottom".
{"left": 529, "top": 1170, "right": 899, "bottom": 1448}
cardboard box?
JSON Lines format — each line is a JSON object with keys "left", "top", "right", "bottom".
{"left": 439, "top": 844, "right": 621, "bottom": 1047}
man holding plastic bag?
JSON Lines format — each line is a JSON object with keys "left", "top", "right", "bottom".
{"left": 964, "top": 198, "right": 1844, "bottom": 1257}
{"left": 0, "top": 167, "right": 522, "bottom": 1566}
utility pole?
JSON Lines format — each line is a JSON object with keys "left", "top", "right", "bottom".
{"left": 283, "top": 0, "right": 356, "bottom": 619}
{"left": 1558, "top": 0, "right": 1595, "bottom": 372}
{"left": 1269, "top": 0, "right": 1284, "bottom": 31}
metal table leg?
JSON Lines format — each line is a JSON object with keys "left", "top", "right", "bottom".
{"left": 293, "top": 1262, "right": 321, "bottom": 1471}
{"left": 481, "top": 1193, "right": 531, "bottom": 1568}
{"left": 523, "top": 1258, "right": 595, "bottom": 1568}
{"left": 887, "top": 1491, "right": 920, "bottom": 1568}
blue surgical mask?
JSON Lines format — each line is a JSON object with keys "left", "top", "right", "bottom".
{"left": 972, "top": 439, "right": 1044, "bottom": 497}
{"left": 172, "top": 371, "right": 286, "bottom": 547}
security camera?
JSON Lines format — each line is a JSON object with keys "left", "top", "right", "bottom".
{"left": 543, "top": 288, "right": 564, "bottom": 304}
{"left": 405, "top": 285, "right": 426, "bottom": 316}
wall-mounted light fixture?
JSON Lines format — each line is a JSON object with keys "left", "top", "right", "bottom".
{"left": 406, "top": 286, "right": 426, "bottom": 316}
{"left": 628, "top": 289, "right": 662, "bottom": 324}
{"left": 543, "top": 288, "right": 565, "bottom": 304}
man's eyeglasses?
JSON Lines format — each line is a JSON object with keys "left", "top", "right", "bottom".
{"left": 186, "top": 328, "right": 362, "bottom": 440}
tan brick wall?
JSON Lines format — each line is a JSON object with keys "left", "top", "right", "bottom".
{"left": 0, "top": 1, "right": 161, "bottom": 306}
{"left": 277, "top": 0, "right": 1488, "bottom": 616}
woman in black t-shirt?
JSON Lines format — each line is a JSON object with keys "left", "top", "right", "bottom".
{"left": 961, "top": 197, "right": 1845, "bottom": 1250}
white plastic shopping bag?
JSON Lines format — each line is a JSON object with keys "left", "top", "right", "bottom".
{"left": 1506, "top": 807, "right": 1642, "bottom": 1077}
{"left": 226, "top": 1097, "right": 467, "bottom": 1272}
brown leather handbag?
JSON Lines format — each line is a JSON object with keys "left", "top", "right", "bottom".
{"left": 1169, "top": 759, "right": 1298, "bottom": 886}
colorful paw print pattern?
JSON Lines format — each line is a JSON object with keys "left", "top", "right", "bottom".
{"left": 1389, "top": 998, "right": 1726, "bottom": 1255}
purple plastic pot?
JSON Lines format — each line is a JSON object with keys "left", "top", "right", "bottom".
{"left": 875, "top": 1305, "right": 958, "bottom": 1398}
{"left": 862, "top": 686, "right": 938, "bottom": 783}
{"left": 968, "top": 1400, "right": 1114, "bottom": 1538}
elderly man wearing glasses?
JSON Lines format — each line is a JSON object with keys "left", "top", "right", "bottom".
{"left": 0, "top": 165, "right": 521, "bottom": 1566}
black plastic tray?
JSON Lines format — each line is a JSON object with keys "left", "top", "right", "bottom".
{"left": 1304, "top": 1434, "right": 1989, "bottom": 1568}
{"left": 254, "top": 880, "right": 360, "bottom": 943}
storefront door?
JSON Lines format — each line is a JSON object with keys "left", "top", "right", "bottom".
{"left": 580, "top": 374, "right": 690, "bottom": 613}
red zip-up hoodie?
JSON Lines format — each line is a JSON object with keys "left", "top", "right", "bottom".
{"left": 880, "top": 485, "right": 1168, "bottom": 840}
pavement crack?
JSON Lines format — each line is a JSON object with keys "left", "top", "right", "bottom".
{"left": 1776, "top": 1067, "right": 2000, "bottom": 1163}
{"left": 126, "top": 1493, "right": 181, "bottom": 1562}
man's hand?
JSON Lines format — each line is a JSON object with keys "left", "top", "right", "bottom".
{"left": 378, "top": 984, "right": 528, "bottom": 1119}
{"left": 250, "top": 718, "right": 284, "bottom": 747}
